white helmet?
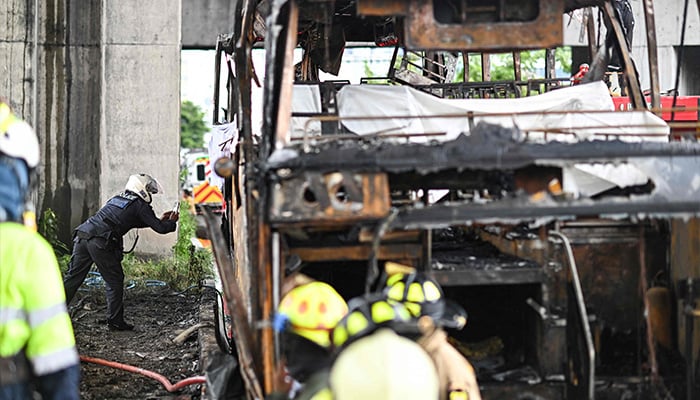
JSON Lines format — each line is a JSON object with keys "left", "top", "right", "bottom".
{"left": 0, "top": 102, "right": 40, "bottom": 168}
{"left": 125, "top": 173, "right": 163, "bottom": 203}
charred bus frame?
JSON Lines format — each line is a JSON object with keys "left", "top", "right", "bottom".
{"left": 205, "top": 1, "right": 700, "bottom": 399}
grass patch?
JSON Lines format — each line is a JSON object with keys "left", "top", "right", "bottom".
{"left": 45, "top": 202, "right": 214, "bottom": 291}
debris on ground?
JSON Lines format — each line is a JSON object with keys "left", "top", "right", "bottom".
{"left": 70, "top": 285, "right": 203, "bottom": 399}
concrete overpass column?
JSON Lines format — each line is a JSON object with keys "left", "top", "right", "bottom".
{"left": 100, "top": 0, "right": 182, "bottom": 254}
{"left": 1, "top": 0, "right": 181, "bottom": 256}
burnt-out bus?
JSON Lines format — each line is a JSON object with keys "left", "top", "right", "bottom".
{"left": 201, "top": 1, "right": 700, "bottom": 399}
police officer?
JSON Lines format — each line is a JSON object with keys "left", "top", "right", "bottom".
{"left": 0, "top": 100, "right": 80, "bottom": 399}
{"left": 63, "top": 173, "right": 179, "bottom": 331}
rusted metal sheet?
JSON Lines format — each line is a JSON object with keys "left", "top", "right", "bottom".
{"left": 513, "top": 52, "right": 521, "bottom": 81}
{"left": 431, "top": 269, "right": 544, "bottom": 287}
{"left": 257, "top": 219, "right": 275, "bottom": 394}
{"left": 642, "top": 0, "right": 661, "bottom": 111}
{"left": 481, "top": 53, "right": 491, "bottom": 82}
{"left": 289, "top": 243, "right": 422, "bottom": 262}
{"left": 202, "top": 208, "right": 264, "bottom": 400}
{"left": 671, "top": 218, "right": 700, "bottom": 370}
{"left": 585, "top": 7, "right": 596, "bottom": 61}
{"left": 404, "top": 0, "right": 564, "bottom": 51}
{"left": 356, "top": 0, "right": 408, "bottom": 16}
{"left": 560, "top": 224, "right": 667, "bottom": 332}
{"left": 270, "top": 172, "right": 390, "bottom": 225}
{"left": 358, "top": 228, "right": 421, "bottom": 243}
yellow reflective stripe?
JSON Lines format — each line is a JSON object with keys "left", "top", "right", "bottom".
{"left": 370, "top": 301, "right": 395, "bottom": 323}
{"left": 387, "top": 282, "right": 405, "bottom": 301}
{"left": 423, "top": 281, "right": 442, "bottom": 302}
{"left": 30, "top": 345, "right": 79, "bottom": 376}
{"left": 0, "top": 303, "right": 67, "bottom": 328}
{"left": 404, "top": 301, "right": 421, "bottom": 316}
{"left": 0, "top": 307, "right": 26, "bottom": 325}
{"left": 345, "top": 311, "right": 369, "bottom": 337}
{"left": 27, "top": 302, "right": 68, "bottom": 328}
{"left": 449, "top": 390, "right": 468, "bottom": 400}
{"left": 25, "top": 313, "right": 76, "bottom": 365}
{"left": 386, "top": 273, "right": 404, "bottom": 286}
{"left": 332, "top": 325, "right": 348, "bottom": 347}
{"left": 407, "top": 282, "right": 426, "bottom": 303}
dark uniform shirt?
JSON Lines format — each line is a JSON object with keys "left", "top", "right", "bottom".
{"left": 75, "top": 191, "right": 176, "bottom": 249}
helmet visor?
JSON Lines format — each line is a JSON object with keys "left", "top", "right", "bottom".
{"left": 145, "top": 177, "right": 163, "bottom": 195}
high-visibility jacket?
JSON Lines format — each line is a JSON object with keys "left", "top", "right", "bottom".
{"left": 0, "top": 222, "right": 79, "bottom": 377}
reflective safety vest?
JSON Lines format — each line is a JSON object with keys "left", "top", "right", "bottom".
{"left": 0, "top": 222, "right": 79, "bottom": 377}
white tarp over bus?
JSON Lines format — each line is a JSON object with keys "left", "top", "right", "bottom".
{"left": 335, "top": 81, "right": 669, "bottom": 143}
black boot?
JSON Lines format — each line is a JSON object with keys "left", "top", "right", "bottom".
{"left": 108, "top": 320, "right": 134, "bottom": 331}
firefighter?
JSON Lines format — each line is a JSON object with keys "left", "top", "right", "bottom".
{"left": 330, "top": 328, "right": 440, "bottom": 400}
{"left": 330, "top": 292, "right": 419, "bottom": 350}
{"left": 0, "top": 100, "right": 80, "bottom": 398}
{"left": 383, "top": 263, "right": 482, "bottom": 400}
{"left": 63, "top": 173, "right": 178, "bottom": 331}
{"left": 271, "top": 281, "right": 348, "bottom": 399}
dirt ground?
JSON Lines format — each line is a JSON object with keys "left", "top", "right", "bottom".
{"left": 69, "top": 284, "right": 204, "bottom": 400}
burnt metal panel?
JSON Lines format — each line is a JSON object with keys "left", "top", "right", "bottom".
{"left": 270, "top": 172, "right": 390, "bottom": 224}
{"left": 267, "top": 127, "right": 700, "bottom": 174}
{"left": 289, "top": 243, "right": 422, "bottom": 262}
{"left": 393, "top": 198, "right": 700, "bottom": 230}
{"left": 671, "top": 218, "right": 700, "bottom": 371}
{"left": 559, "top": 224, "right": 667, "bottom": 332}
{"left": 356, "top": 0, "right": 408, "bottom": 16}
{"left": 403, "top": 0, "right": 564, "bottom": 51}
{"left": 431, "top": 269, "right": 545, "bottom": 286}
{"left": 355, "top": 0, "right": 599, "bottom": 16}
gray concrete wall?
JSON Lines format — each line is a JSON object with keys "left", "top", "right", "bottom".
{"left": 1, "top": 0, "right": 181, "bottom": 256}
{"left": 100, "top": 0, "right": 182, "bottom": 254}
{"left": 181, "top": 0, "right": 236, "bottom": 49}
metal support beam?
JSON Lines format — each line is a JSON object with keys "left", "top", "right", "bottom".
{"left": 602, "top": 1, "right": 645, "bottom": 109}
{"left": 550, "top": 231, "right": 595, "bottom": 400}
{"left": 545, "top": 48, "right": 556, "bottom": 85}
{"left": 642, "top": 0, "right": 661, "bottom": 110}
{"left": 513, "top": 52, "right": 522, "bottom": 81}
{"left": 586, "top": 7, "right": 597, "bottom": 61}
{"left": 462, "top": 52, "right": 470, "bottom": 82}
{"left": 481, "top": 53, "right": 491, "bottom": 82}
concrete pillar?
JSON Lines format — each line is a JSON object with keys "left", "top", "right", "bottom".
{"left": 100, "top": 0, "right": 182, "bottom": 255}
{"left": 1, "top": 0, "right": 181, "bottom": 256}
{"left": 182, "top": 0, "right": 237, "bottom": 49}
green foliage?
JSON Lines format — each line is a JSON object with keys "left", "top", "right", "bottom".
{"left": 122, "top": 202, "right": 214, "bottom": 291}
{"left": 172, "top": 200, "right": 214, "bottom": 287}
{"left": 181, "top": 100, "right": 209, "bottom": 149}
{"left": 455, "top": 47, "right": 573, "bottom": 84}
{"left": 38, "top": 209, "right": 70, "bottom": 256}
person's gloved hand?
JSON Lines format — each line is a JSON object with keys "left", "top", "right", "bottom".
{"left": 161, "top": 211, "right": 179, "bottom": 221}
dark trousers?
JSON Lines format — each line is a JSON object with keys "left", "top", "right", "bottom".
{"left": 0, "top": 364, "right": 80, "bottom": 400}
{"left": 63, "top": 237, "right": 126, "bottom": 324}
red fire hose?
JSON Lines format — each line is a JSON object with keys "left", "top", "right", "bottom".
{"left": 80, "top": 355, "right": 206, "bottom": 392}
